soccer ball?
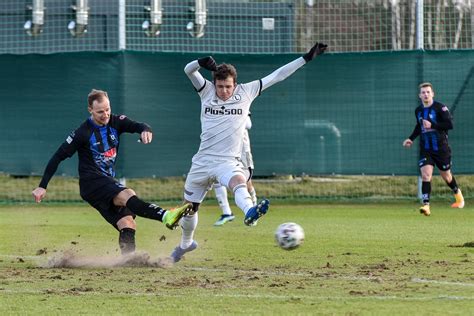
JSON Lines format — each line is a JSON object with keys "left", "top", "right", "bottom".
{"left": 275, "top": 222, "right": 305, "bottom": 250}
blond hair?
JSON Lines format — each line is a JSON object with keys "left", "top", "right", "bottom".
{"left": 87, "top": 89, "right": 109, "bottom": 108}
{"left": 418, "top": 82, "right": 434, "bottom": 92}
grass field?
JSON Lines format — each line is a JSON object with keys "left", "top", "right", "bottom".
{"left": 3, "top": 173, "right": 474, "bottom": 203}
{"left": 0, "top": 202, "right": 473, "bottom": 315}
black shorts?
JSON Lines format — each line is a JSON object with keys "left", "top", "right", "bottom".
{"left": 80, "top": 177, "right": 135, "bottom": 229}
{"left": 418, "top": 149, "right": 452, "bottom": 171}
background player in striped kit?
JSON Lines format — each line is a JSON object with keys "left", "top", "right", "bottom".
{"left": 403, "top": 82, "right": 464, "bottom": 216}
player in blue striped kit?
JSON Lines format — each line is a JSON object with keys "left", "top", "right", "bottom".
{"left": 32, "top": 89, "right": 191, "bottom": 254}
{"left": 403, "top": 82, "right": 464, "bottom": 216}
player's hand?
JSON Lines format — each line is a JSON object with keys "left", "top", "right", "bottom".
{"left": 198, "top": 56, "right": 217, "bottom": 71}
{"left": 422, "top": 119, "right": 432, "bottom": 129}
{"left": 303, "top": 42, "right": 328, "bottom": 62}
{"left": 32, "top": 187, "right": 46, "bottom": 203}
{"left": 140, "top": 131, "right": 153, "bottom": 144}
{"left": 402, "top": 139, "right": 413, "bottom": 147}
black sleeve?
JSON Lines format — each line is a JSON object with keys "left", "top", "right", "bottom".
{"left": 114, "top": 114, "right": 152, "bottom": 134}
{"left": 408, "top": 109, "right": 420, "bottom": 141}
{"left": 38, "top": 130, "right": 80, "bottom": 189}
{"left": 430, "top": 103, "right": 453, "bottom": 131}
{"left": 408, "top": 125, "right": 420, "bottom": 141}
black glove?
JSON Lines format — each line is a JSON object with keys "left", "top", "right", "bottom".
{"left": 302, "top": 42, "right": 328, "bottom": 62}
{"left": 198, "top": 56, "right": 217, "bottom": 71}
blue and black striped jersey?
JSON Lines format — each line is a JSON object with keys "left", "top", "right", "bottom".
{"left": 39, "top": 114, "right": 151, "bottom": 189}
{"left": 408, "top": 101, "right": 453, "bottom": 152}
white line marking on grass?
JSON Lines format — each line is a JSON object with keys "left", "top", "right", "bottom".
{"left": 412, "top": 278, "right": 474, "bottom": 287}
{"left": 0, "top": 288, "right": 473, "bottom": 301}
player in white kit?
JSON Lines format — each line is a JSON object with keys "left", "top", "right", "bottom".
{"left": 213, "top": 114, "right": 257, "bottom": 226}
{"left": 170, "top": 42, "right": 328, "bottom": 262}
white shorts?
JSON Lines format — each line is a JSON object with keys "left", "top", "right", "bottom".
{"left": 184, "top": 155, "right": 246, "bottom": 203}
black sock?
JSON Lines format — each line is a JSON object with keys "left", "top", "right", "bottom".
{"left": 421, "top": 181, "right": 431, "bottom": 204}
{"left": 446, "top": 177, "right": 459, "bottom": 194}
{"left": 126, "top": 196, "right": 166, "bottom": 221}
{"left": 119, "top": 228, "right": 136, "bottom": 255}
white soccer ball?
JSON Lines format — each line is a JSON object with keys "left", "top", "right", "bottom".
{"left": 275, "top": 222, "right": 305, "bottom": 250}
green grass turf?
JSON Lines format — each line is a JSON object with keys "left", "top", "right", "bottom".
{"left": 0, "top": 202, "right": 473, "bottom": 315}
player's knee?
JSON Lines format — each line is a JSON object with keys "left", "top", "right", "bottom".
{"left": 227, "top": 174, "right": 246, "bottom": 190}
{"left": 219, "top": 169, "right": 245, "bottom": 189}
{"left": 420, "top": 170, "right": 433, "bottom": 181}
{"left": 440, "top": 171, "right": 452, "bottom": 182}
{"left": 114, "top": 189, "right": 137, "bottom": 206}
{"left": 124, "top": 188, "right": 136, "bottom": 196}
{"left": 117, "top": 215, "right": 136, "bottom": 230}
{"left": 421, "top": 175, "right": 432, "bottom": 182}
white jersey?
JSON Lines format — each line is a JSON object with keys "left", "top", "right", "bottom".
{"left": 196, "top": 80, "right": 261, "bottom": 158}
{"left": 184, "top": 56, "right": 306, "bottom": 160}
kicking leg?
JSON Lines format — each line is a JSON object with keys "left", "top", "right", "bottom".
{"left": 114, "top": 190, "right": 192, "bottom": 230}
{"left": 227, "top": 174, "right": 269, "bottom": 226}
{"left": 171, "top": 204, "right": 199, "bottom": 263}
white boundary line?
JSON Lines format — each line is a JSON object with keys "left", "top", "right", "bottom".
{"left": 411, "top": 278, "right": 474, "bottom": 287}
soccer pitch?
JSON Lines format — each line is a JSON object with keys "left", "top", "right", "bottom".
{"left": 0, "top": 203, "right": 473, "bottom": 315}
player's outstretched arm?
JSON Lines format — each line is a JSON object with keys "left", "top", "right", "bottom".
{"left": 260, "top": 42, "right": 328, "bottom": 92}
{"left": 32, "top": 147, "right": 71, "bottom": 203}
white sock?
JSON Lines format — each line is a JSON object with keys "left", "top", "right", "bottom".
{"left": 233, "top": 184, "right": 254, "bottom": 215}
{"left": 249, "top": 188, "right": 257, "bottom": 206}
{"left": 214, "top": 184, "right": 232, "bottom": 215}
{"left": 179, "top": 213, "right": 198, "bottom": 249}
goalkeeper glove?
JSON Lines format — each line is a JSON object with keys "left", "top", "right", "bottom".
{"left": 302, "top": 42, "right": 328, "bottom": 62}
{"left": 198, "top": 56, "right": 217, "bottom": 71}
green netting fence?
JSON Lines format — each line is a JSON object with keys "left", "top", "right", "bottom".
{"left": 1, "top": 1, "right": 473, "bottom": 55}
{"left": 0, "top": 50, "right": 473, "bottom": 203}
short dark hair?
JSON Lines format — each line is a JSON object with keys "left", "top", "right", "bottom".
{"left": 88, "top": 89, "right": 109, "bottom": 108}
{"left": 213, "top": 63, "right": 237, "bottom": 83}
